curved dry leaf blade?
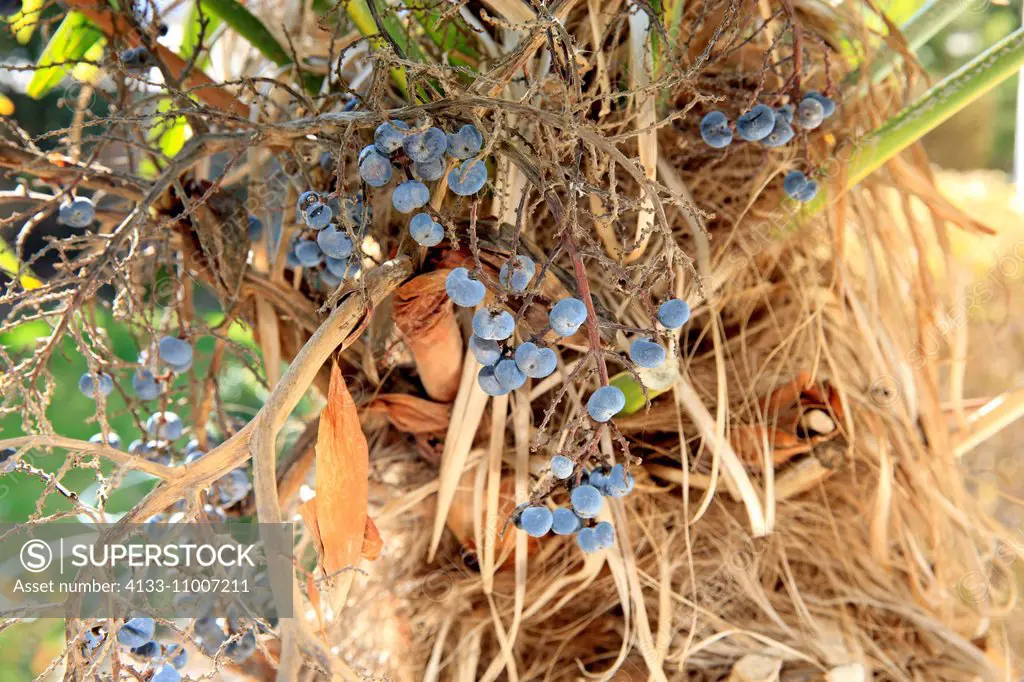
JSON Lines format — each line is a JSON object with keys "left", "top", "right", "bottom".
{"left": 367, "top": 393, "right": 452, "bottom": 433}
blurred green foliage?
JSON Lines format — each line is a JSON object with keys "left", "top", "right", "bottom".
{"left": 910, "top": 0, "right": 1023, "bottom": 170}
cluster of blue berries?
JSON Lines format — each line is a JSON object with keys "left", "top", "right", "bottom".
{"left": 79, "top": 335, "right": 252, "bottom": 507}
{"left": 361, "top": 121, "right": 487, "bottom": 247}
{"left": 194, "top": 616, "right": 258, "bottom": 662}
{"left": 515, "top": 460, "right": 635, "bottom": 553}
{"left": 699, "top": 90, "right": 835, "bottom": 159}
{"left": 443, "top": 248, "right": 693, "bottom": 553}
{"left": 445, "top": 253, "right": 692, "bottom": 408}
{"left": 783, "top": 170, "right": 818, "bottom": 203}
{"left": 57, "top": 195, "right": 96, "bottom": 228}
{"left": 286, "top": 192, "right": 364, "bottom": 290}
{"left": 102, "top": 617, "right": 187, "bottom": 682}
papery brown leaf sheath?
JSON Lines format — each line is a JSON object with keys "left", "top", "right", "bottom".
{"left": 366, "top": 393, "right": 451, "bottom": 434}
{"left": 729, "top": 372, "right": 846, "bottom": 467}
{"left": 391, "top": 271, "right": 463, "bottom": 402}
{"left": 303, "top": 363, "right": 379, "bottom": 578}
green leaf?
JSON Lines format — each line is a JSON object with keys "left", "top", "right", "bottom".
{"left": 27, "top": 12, "right": 105, "bottom": 100}
{"left": 408, "top": 6, "right": 476, "bottom": 65}
{"left": 199, "top": 0, "right": 291, "bottom": 66}
{"left": 10, "top": 0, "right": 45, "bottom": 45}
{"left": 610, "top": 370, "right": 674, "bottom": 417}
{"left": 0, "top": 239, "right": 41, "bottom": 290}
{"left": 805, "top": 28, "right": 1024, "bottom": 219}
{"left": 845, "top": 0, "right": 970, "bottom": 89}
{"left": 181, "top": 1, "right": 223, "bottom": 70}
{"left": 70, "top": 38, "right": 107, "bottom": 84}
{"left": 148, "top": 100, "right": 191, "bottom": 159}
{"left": 346, "top": 0, "right": 413, "bottom": 96}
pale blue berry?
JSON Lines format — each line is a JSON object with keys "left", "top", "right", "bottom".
{"left": 805, "top": 90, "right": 836, "bottom": 117}
{"left": 519, "top": 506, "right": 553, "bottom": 537}
{"left": 447, "top": 124, "right": 483, "bottom": 159}
{"left": 477, "top": 366, "right": 510, "bottom": 396}
{"left": 447, "top": 160, "right": 487, "bottom": 195}
{"left": 445, "top": 267, "right": 485, "bottom": 307}
{"left": 158, "top": 336, "right": 192, "bottom": 367}
{"left": 550, "top": 454, "right": 574, "bottom": 479}
{"left": 797, "top": 97, "right": 825, "bottom": 130}
{"left": 549, "top": 297, "right": 587, "bottom": 336}
{"left": 146, "top": 411, "right": 183, "bottom": 441}
{"left": 588, "top": 468, "right": 609, "bottom": 493}
{"left": 320, "top": 270, "right": 342, "bottom": 289}
{"left": 296, "top": 190, "right": 320, "bottom": 212}
{"left": 216, "top": 468, "right": 251, "bottom": 506}
{"left": 194, "top": 617, "right": 222, "bottom": 639}
{"left": 605, "top": 463, "right": 634, "bottom": 497}
{"left": 120, "top": 46, "right": 152, "bottom": 69}
{"left": 83, "top": 630, "right": 104, "bottom": 651}
{"left": 151, "top": 665, "right": 181, "bottom": 682}
{"left": 577, "top": 527, "right": 601, "bottom": 553}
{"left": 472, "top": 308, "right": 515, "bottom": 341}
{"left": 117, "top": 618, "right": 155, "bottom": 649}
{"left": 184, "top": 448, "right": 206, "bottom": 465}
{"left": 358, "top": 146, "right": 392, "bottom": 187}
{"left": 303, "top": 202, "right": 333, "bottom": 230}
{"left": 700, "top": 111, "right": 732, "bottom": 148}
{"left": 132, "top": 640, "right": 160, "bottom": 659}
{"left": 132, "top": 368, "right": 159, "bottom": 401}
{"left": 551, "top": 508, "right": 581, "bottom": 535}
{"left": 735, "top": 104, "right": 775, "bottom": 142}
{"left": 570, "top": 484, "right": 603, "bottom": 518}
{"left": 79, "top": 372, "right": 114, "bottom": 399}
{"left": 325, "top": 256, "right": 358, "bottom": 279}
{"left": 89, "top": 432, "right": 122, "bottom": 449}
{"left": 403, "top": 127, "right": 447, "bottom": 163}
{"left": 775, "top": 104, "right": 794, "bottom": 125}
{"left": 409, "top": 213, "right": 444, "bottom": 247}
{"left": 374, "top": 120, "right": 410, "bottom": 155}
{"left": 657, "top": 298, "right": 690, "bottom": 329}
{"left": 392, "top": 180, "right": 430, "bottom": 213}
{"left": 587, "top": 385, "right": 626, "bottom": 422}
{"left": 128, "top": 439, "right": 150, "bottom": 456}
{"left": 762, "top": 118, "right": 795, "bottom": 148}
{"left": 798, "top": 179, "right": 818, "bottom": 202}
{"left": 226, "top": 631, "right": 257, "bottom": 662}
{"left": 412, "top": 157, "right": 446, "bottom": 182}
{"left": 494, "top": 358, "right": 526, "bottom": 390}
{"left": 58, "top": 197, "right": 95, "bottom": 227}
{"left": 514, "top": 342, "right": 556, "bottom": 378}
{"left": 317, "top": 225, "right": 353, "bottom": 259}
{"left": 167, "top": 643, "right": 188, "bottom": 670}
{"left": 629, "top": 338, "right": 665, "bottom": 368}
{"left": 784, "top": 170, "right": 819, "bottom": 202}
{"left": 168, "top": 357, "right": 191, "bottom": 375}
{"left": 499, "top": 255, "right": 535, "bottom": 293}
{"left": 469, "top": 335, "right": 502, "bottom": 366}
{"left": 294, "top": 239, "right": 324, "bottom": 268}
{"left": 594, "top": 521, "right": 615, "bottom": 548}
{"left": 784, "top": 170, "right": 809, "bottom": 199}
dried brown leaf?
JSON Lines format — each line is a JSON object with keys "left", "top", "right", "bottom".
{"left": 392, "top": 271, "right": 463, "bottom": 402}
{"left": 366, "top": 393, "right": 451, "bottom": 434}
{"left": 302, "top": 363, "right": 378, "bottom": 614}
